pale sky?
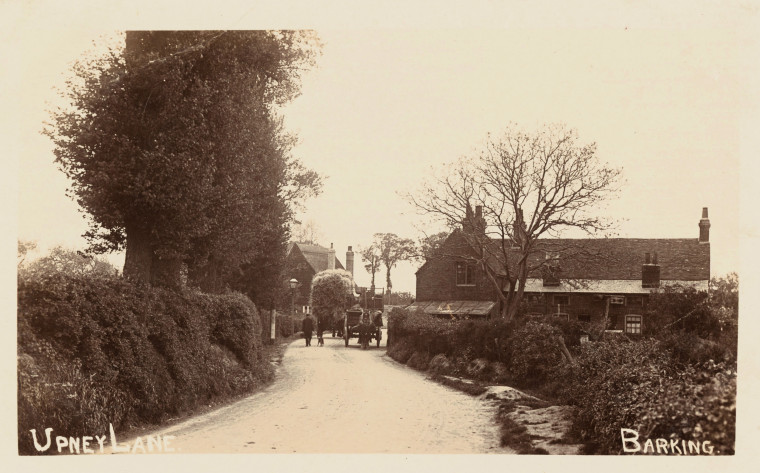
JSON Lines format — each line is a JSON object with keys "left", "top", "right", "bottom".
{"left": 6, "top": 1, "right": 757, "bottom": 296}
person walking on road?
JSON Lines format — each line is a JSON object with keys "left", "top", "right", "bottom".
{"left": 302, "top": 314, "right": 314, "bottom": 347}
{"left": 316, "top": 316, "right": 324, "bottom": 346}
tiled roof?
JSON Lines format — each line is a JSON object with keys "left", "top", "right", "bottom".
{"left": 407, "top": 300, "right": 495, "bottom": 316}
{"left": 485, "top": 237, "right": 709, "bottom": 281}
{"left": 292, "top": 242, "right": 345, "bottom": 273}
{"left": 520, "top": 278, "right": 709, "bottom": 294}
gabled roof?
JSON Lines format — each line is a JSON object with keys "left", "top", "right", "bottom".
{"left": 518, "top": 238, "right": 709, "bottom": 281}
{"left": 289, "top": 242, "right": 345, "bottom": 274}
{"left": 427, "top": 230, "right": 709, "bottom": 282}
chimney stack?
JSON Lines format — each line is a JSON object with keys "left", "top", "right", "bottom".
{"left": 328, "top": 243, "right": 336, "bottom": 270}
{"left": 642, "top": 251, "right": 660, "bottom": 288}
{"left": 346, "top": 246, "right": 354, "bottom": 277}
{"left": 699, "top": 207, "right": 710, "bottom": 243}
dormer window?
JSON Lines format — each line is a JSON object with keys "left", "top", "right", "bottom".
{"left": 456, "top": 261, "right": 475, "bottom": 286}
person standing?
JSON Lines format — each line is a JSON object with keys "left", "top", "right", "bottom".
{"left": 302, "top": 314, "right": 314, "bottom": 347}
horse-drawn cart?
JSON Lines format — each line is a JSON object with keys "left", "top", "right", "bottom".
{"left": 343, "top": 308, "right": 383, "bottom": 348}
{"left": 343, "top": 286, "right": 384, "bottom": 349}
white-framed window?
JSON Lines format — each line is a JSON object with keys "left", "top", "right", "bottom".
{"left": 625, "top": 315, "right": 642, "bottom": 334}
{"left": 455, "top": 261, "right": 475, "bottom": 286}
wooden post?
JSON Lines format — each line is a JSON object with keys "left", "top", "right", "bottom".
{"left": 270, "top": 309, "right": 277, "bottom": 343}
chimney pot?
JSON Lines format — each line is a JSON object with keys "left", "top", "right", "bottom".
{"left": 328, "top": 243, "right": 336, "bottom": 270}
{"left": 645, "top": 252, "right": 651, "bottom": 264}
{"left": 346, "top": 246, "right": 354, "bottom": 277}
{"left": 699, "top": 207, "right": 711, "bottom": 243}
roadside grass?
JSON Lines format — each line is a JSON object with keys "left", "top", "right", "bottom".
{"left": 429, "top": 374, "right": 488, "bottom": 396}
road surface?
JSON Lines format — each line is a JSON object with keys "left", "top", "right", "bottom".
{"left": 135, "top": 330, "right": 511, "bottom": 453}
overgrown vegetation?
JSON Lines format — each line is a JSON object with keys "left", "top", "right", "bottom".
{"left": 17, "top": 270, "right": 277, "bottom": 455}
{"left": 387, "top": 274, "right": 738, "bottom": 455}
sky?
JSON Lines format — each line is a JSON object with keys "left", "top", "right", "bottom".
{"left": 5, "top": 1, "right": 757, "bottom": 297}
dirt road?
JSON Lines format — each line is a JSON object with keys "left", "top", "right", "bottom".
{"left": 137, "top": 331, "right": 512, "bottom": 453}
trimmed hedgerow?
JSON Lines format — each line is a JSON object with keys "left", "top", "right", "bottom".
{"left": 560, "top": 339, "right": 736, "bottom": 455}
{"left": 17, "top": 273, "right": 272, "bottom": 455}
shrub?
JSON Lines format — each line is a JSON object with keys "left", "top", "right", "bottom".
{"left": 562, "top": 338, "right": 735, "bottom": 455}
{"left": 17, "top": 273, "right": 270, "bottom": 455}
{"left": 406, "top": 350, "right": 432, "bottom": 371}
{"left": 508, "top": 321, "right": 564, "bottom": 385}
{"left": 387, "top": 337, "right": 416, "bottom": 364}
{"left": 428, "top": 353, "right": 453, "bottom": 375}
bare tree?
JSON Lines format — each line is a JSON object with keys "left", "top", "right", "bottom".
{"left": 291, "top": 219, "right": 323, "bottom": 245}
{"left": 17, "top": 240, "right": 37, "bottom": 268}
{"left": 408, "top": 124, "right": 621, "bottom": 320}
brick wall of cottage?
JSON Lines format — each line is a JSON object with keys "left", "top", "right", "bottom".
{"left": 415, "top": 256, "right": 498, "bottom": 302}
{"left": 523, "top": 292, "right": 648, "bottom": 330}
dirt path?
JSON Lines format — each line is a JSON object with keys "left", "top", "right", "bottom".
{"left": 134, "top": 331, "right": 513, "bottom": 453}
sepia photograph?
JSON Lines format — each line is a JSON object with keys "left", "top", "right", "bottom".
{"left": 4, "top": 0, "right": 758, "bottom": 470}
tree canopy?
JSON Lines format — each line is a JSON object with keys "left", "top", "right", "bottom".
{"left": 46, "top": 31, "right": 322, "bottom": 296}
{"left": 408, "top": 123, "right": 621, "bottom": 320}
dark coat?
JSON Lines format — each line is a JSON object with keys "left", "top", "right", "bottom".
{"left": 302, "top": 316, "right": 314, "bottom": 336}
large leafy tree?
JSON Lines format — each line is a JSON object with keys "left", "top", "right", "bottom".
{"left": 409, "top": 123, "right": 621, "bottom": 320}
{"left": 416, "top": 231, "right": 449, "bottom": 262}
{"left": 359, "top": 244, "right": 381, "bottom": 289}
{"left": 375, "top": 233, "right": 415, "bottom": 297}
{"left": 46, "top": 31, "right": 321, "bottom": 290}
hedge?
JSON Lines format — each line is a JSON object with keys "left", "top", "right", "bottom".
{"left": 17, "top": 273, "right": 273, "bottom": 455}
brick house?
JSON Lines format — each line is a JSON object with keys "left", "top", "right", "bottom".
{"left": 285, "top": 243, "right": 355, "bottom": 313}
{"left": 410, "top": 208, "right": 711, "bottom": 334}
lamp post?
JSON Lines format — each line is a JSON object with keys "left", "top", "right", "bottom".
{"left": 288, "top": 278, "right": 298, "bottom": 316}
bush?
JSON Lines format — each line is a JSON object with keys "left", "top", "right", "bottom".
{"left": 17, "top": 273, "right": 271, "bottom": 455}
{"left": 388, "top": 306, "right": 516, "bottom": 363}
{"left": 508, "top": 321, "right": 564, "bottom": 385}
{"left": 406, "top": 350, "right": 432, "bottom": 371}
{"left": 562, "top": 338, "right": 735, "bottom": 454}
{"left": 277, "top": 313, "right": 294, "bottom": 338}
{"left": 387, "top": 337, "right": 416, "bottom": 364}
{"left": 428, "top": 353, "right": 453, "bottom": 375}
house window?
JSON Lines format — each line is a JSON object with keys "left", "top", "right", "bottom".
{"left": 610, "top": 295, "right": 625, "bottom": 305}
{"left": 625, "top": 315, "right": 642, "bottom": 334}
{"left": 456, "top": 262, "right": 475, "bottom": 286}
{"left": 626, "top": 296, "right": 643, "bottom": 306}
{"left": 553, "top": 295, "right": 569, "bottom": 306}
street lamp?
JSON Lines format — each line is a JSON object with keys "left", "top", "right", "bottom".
{"left": 288, "top": 278, "right": 298, "bottom": 316}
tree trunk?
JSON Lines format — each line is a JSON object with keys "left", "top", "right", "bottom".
{"left": 123, "top": 224, "right": 153, "bottom": 284}
{"left": 599, "top": 296, "right": 611, "bottom": 341}
{"left": 558, "top": 337, "right": 576, "bottom": 365}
